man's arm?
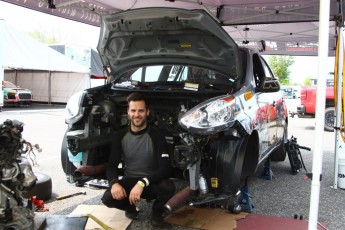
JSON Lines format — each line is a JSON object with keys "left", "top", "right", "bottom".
{"left": 146, "top": 127, "right": 173, "bottom": 184}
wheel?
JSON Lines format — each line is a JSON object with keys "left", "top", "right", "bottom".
{"left": 23, "top": 172, "right": 52, "bottom": 201}
{"left": 61, "top": 129, "right": 77, "bottom": 175}
{"left": 270, "top": 127, "right": 287, "bottom": 162}
{"left": 324, "top": 107, "right": 335, "bottom": 132}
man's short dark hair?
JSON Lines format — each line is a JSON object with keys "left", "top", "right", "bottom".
{"left": 127, "top": 92, "right": 148, "bottom": 108}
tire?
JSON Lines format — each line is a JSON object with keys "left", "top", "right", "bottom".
{"left": 23, "top": 172, "right": 52, "bottom": 201}
{"left": 324, "top": 107, "right": 335, "bottom": 132}
{"left": 61, "top": 129, "right": 77, "bottom": 175}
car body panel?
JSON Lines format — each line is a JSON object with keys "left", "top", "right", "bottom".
{"left": 98, "top": 7, "right": 241, "bottom": 79}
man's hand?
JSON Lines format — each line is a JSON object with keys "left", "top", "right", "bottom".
{"left": 111, "top": 183, "right": 127, "bottom": 200}
{"left": 129, "top": 183, "right": 144, "bottom": 205}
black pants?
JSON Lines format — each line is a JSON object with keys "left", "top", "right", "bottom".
{"left": 101, "top": 178, "right": 175, "bottom": 217}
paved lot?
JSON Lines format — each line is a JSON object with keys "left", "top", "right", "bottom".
{"left": 0, "top": 100, "right": 344, "bottom": 230}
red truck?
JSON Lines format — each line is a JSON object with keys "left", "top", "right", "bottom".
{"left": 292, "top": 85, "right": 334, "bottom": 132}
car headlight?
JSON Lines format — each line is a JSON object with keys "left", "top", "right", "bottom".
{"left": 179, "top": 95, "right": 237, "bottom": 135}
{"left": 65, "top": 91, "right": 86, "bottom": 124}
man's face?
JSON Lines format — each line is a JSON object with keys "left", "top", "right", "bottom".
{"left": 127, "top": 100, "right": 149, "bottom": 130}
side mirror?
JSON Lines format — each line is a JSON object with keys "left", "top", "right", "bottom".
{"left": 256, "top": 77, "right": 281, "bottom": 92}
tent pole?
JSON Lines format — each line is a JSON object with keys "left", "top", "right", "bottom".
{"left": 48, "top": 71, "right": 51, "bottom": 105}
{"left": 308, "top": 0, "right": 330, "bottom": 229}
{"left": 333, "top": 27, "right": 344, "bottom": 189}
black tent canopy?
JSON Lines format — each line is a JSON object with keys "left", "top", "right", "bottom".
{"left": 2, "top": 0, "right": 344, "bottom": 56}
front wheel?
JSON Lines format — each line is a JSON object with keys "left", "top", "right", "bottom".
{"left": 324, "top": 107, "right": 335, "bottom": 132}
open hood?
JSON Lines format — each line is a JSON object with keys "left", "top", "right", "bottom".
{"left": 97, "top": 7, "right": 241, "bottom": 78}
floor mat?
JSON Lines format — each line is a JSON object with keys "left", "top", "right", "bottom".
{"left": 165, "top": 206, "right": 248, "bottom": 230}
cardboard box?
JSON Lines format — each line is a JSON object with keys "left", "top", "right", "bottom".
{"left": 165, "top": 206, "right": 248, "bottom": 230}
{"left": 69, "top": 204, "right": 132, "bottom": 230}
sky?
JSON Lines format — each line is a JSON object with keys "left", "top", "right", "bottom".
{"left": 0, "top": 1, "right": 336, "bottom": 85}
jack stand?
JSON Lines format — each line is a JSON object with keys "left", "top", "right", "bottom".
{"left": 260, "top": 158, "right": 275, "bottom": 180}
{"left": 234, "top": 183, "right": 254, "bottom": 213}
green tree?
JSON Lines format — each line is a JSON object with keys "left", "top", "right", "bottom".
{"left": 28, "top": 31, "right": 60, "bottom": 44}
{"left": 304, "top": 76, "right": 313, "bottom": 86}
{"left": 267, "top": 56, "right": 294, "bottom": 85}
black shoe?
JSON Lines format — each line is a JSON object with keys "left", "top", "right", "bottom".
{"left": 125, "top": 207, "right": 139, "bottom": 220}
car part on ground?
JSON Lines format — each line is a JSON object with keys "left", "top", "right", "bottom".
{"left": 285, "top": 136, "right": 310, "bottom": 175}
{"left": 23, "top": 172, "right": 52, "bottom": 201}
{"left": 0, "top": 119, "right": 37, "bottom": 229}
{"left": 61, "top": 8, "right": 288, "bottom": 211}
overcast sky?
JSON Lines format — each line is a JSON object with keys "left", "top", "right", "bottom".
{"left": 0, "top": 1, "right": 335, "bottom": 85}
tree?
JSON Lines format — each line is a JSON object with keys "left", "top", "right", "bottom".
{"left": 304, "top": 76, "right": 313, "bottom": 86}
{"left": 267, "top": 56, "right": 294, "bottom": 85}
{"left": 28, "top": 31, "right": 60, "bottom": 44}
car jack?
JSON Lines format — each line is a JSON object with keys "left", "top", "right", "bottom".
{"left": 232, "top": 182, "right": 254, "bottom": 213}
{"left": 260, "top": 158, "right": 275, "bottom": 180}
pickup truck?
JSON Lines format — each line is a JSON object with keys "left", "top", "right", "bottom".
{"left": 292, "top": 86, "right": 334, "bottom": 132}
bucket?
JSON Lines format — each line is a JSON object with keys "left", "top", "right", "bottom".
{"left": 338, "top": 154, "right": 345, "bottom": 189}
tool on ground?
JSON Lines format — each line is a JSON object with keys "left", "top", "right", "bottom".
{"left": 56, "top": 191, "right": 87, "bottom": 200}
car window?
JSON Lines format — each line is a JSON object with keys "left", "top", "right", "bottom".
{"left": 118, "top": 65, "right": 236, "bottom": 86}
{"left": 252, "top": 54, "right": 265, "bottom": 87}
{"left": 260, "top": 56, "right": 275, "bottom": 80}
{"left": 4, "top": 82, "right": 17, "bottom": 88}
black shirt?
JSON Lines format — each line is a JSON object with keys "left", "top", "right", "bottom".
{"left": 106, "top": 125, "right": 172, "bottom": 186}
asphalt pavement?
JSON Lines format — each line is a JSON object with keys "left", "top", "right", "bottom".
{"left": 0, "top": 100, "right": 344, "bottom": 230}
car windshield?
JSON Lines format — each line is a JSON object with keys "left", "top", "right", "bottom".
{"left": 4, "top": 82, "right": 18, "bottom": 88}
{"left": 114, "top": 65, "right": 238, "bottom": 88}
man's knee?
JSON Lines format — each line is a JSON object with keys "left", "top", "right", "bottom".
{"left": 101, "top": 189, "right": 114, "bottom": 207}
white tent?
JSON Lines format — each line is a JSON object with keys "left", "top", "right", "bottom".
{"left": 0, "top": 19, "right": 91, "bottom": 104}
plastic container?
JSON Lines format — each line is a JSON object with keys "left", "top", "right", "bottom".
{"left": 338, "top": 154, "right": 345, "bottom": 189}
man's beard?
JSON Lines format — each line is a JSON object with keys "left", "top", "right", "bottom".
{"left": 131, "top": 117, "right": 147, "bottom": 129}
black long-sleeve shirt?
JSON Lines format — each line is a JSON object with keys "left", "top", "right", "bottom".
{"left": 106, "top": 125, "right": 172, "bottom": 186}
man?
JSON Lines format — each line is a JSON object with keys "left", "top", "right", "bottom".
{"left": 102, "top": 92, "right": 175, "bottom": 225}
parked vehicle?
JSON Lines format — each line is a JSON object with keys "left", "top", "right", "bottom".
{"left": 3, "top": 81, "right": 33, "bottom": 106}
{"left": 61, "top": 8, "right": 288, "bottom": 210}
{"left": 294, "top": 82, "right": 334, "bottom": 132}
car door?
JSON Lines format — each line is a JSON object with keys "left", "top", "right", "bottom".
{"left": 253, "top": 54, "right": 280, "bottom": 159}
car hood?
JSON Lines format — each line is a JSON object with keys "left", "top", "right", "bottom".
{"left": 97, "top": 7, "right": 241, "bottom": 80}
{"left": 4, "top": 87, "right": 30, "bottom": 92}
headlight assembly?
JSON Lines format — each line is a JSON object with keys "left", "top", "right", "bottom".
{"left": 179, "top": 95, "right": 238, "bottom": 135}
{"left": 65, "top": 91, "right": 86, "bottom": 124}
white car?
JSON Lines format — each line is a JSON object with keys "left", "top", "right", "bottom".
{"left": 61, "top": 7, "right": 288, "bottom": 211}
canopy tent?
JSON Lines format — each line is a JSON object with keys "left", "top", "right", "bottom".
{"left": 0, "top": 19, "right": 91, "bottom": 103}
{"left": 2, "top": 0, "right": 343, "bottom": 56}
{"left": 0, "top": 19, "right": 89, "bottom": 72}
{"left": 49, "top": 44, "right": 104, "bottom": 75}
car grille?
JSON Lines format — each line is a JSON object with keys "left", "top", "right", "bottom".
{"left": 7, "top": 94, "right": 16, "bottom": 99}
{"left": 19, "top": 93, "right": 32, "bottom": 100}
